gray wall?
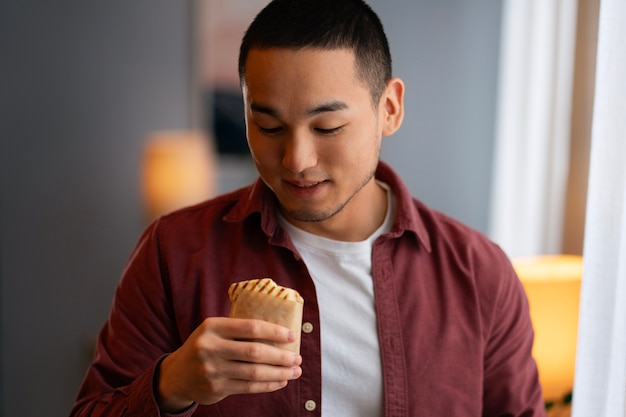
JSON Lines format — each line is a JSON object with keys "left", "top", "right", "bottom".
{"left": 0, "top": 2, "right": 192, "bottom": 415}
{"left": 375, "top": 0, "right": 502, "bottom": 231}
{"left": 0, "top": 1, "right": 501, "bottom": 416}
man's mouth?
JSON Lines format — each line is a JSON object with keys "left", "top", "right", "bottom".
{"left": 283, "top": 179, "right": 328, "bottom": 196}
{"left": 293, "top": 182, "right": 322, "bottom": 188}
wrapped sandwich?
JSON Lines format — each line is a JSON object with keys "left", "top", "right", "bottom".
{"left": 228, "top": 278, "right": 304, "bottom": 353}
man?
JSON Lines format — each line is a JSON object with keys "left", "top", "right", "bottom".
{"left": 71, "top": 0, "right": 545, "bottom": 416}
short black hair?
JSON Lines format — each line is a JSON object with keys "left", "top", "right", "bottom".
{"left": 238, "top": 0, "right": 392, "bottom": 104}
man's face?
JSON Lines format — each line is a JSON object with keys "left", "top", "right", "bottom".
{"left": 241, "top": 47, "right": 400, "bottom": 240}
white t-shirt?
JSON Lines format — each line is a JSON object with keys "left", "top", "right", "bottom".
{"left": 277, "top": 183, "right": 395, "bottom": 417}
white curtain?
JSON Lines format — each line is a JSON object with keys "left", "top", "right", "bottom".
{"left": 489, "top": 0, "right": 578, "bottom": 258}
{"left": 572, "top": 0, "right": 626, "bottom": 414}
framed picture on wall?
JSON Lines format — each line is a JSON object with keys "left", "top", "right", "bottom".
{"left": 196, "top": 0, "right": 268, "bottom": 156}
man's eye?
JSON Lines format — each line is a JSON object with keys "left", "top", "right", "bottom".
{"left": 258, "top": 126, "right": 282, "bottom": 134}
{"left": 315, "top": 126, "right": 343, "bottom": 135}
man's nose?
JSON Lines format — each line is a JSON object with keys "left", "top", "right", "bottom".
{"left": 282, "top": 133, "right": 318, "bottom": 174}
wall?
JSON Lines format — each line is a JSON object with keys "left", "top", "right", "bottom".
{"left": 0, "top": 1, "right": 501, "bottom": 416}
{"left": 0, "top": 2, "right": 192, "bottom": 415}
{"left": 375, "top": 0, "right": 502, "bottom": 232}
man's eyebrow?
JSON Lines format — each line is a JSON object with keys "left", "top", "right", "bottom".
{"left": 250, "top": 102, "right": 279, "bottom": 117}
{"left": 249, "top": 101, "right": 348, "bottom": 117}
{"left": 306, "top": 101, "right": 348, "bottom": 116}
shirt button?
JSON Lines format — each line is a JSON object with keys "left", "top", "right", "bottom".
{"left": 304, "top": 399, "right": 317, "bottom": 412}
{"left": 302, "top": 322, "right": 314, "bottom": 334}
{"left": 293, "top": 253, "right": 301, "bottom": 261}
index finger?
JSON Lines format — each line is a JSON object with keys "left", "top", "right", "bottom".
{"left": 209, "top": 317, "right": 297, "bottom": 345}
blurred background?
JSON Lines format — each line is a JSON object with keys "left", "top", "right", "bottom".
{"left": 0, "top": 0, "right": 593, "bottom": 416}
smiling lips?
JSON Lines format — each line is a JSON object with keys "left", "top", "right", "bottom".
{"left": 291, "top": 181, "right": 321, "bottom": 188}
{"left": 283, "top": 179, "right": 328, "bottom": 197}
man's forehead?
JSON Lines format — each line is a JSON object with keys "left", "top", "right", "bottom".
{"left": 240, "top": 47, "right": 374, "bottom": 112}
{"left": 241, "top": 47, "right": 360, "bottom": 92}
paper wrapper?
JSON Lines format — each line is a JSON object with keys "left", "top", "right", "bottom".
{"left": 228, "top": 278, "right": 304, "bottom": 353}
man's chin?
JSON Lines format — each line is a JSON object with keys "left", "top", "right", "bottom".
{"left": 282, "top": 209, "right": 329, "bottom": 223}
{"left": 281, "top": 202, "right": 346, "bottom": 224}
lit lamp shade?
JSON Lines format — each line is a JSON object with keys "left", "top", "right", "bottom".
{"left": 512, "top": 255, "right": 583, "bottom": 402}
{"left": 142, "top": 130, "right": 217, "bottom": 221}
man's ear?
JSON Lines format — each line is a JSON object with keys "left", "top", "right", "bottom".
{"left": 381, "top": 77, "right": 405, "bottom": 136}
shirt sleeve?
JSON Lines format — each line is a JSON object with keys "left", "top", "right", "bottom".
{"left": 481, "top": 255, "right": 546, "bottom": 417}
{"left": 69, "top": 221, "right": 197, "bottom": 417}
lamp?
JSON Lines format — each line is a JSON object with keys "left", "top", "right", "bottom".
{"left": 512, "top": 255, "right": 583, "bottom": 405}
{"left": 142, "top": 130, "right": 217, "bottom": 221}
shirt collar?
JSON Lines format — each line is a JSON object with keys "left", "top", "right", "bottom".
{"left": 374, "top": 161, "right": 432, "bottom": 252}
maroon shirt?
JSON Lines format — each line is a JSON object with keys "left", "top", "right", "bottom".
{"left": 71, "top": 161, "right": 545, "bottom": 417}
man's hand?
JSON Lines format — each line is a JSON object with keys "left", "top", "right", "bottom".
{"left": 156, "top": 317, "right": 303, "bottom": 413}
